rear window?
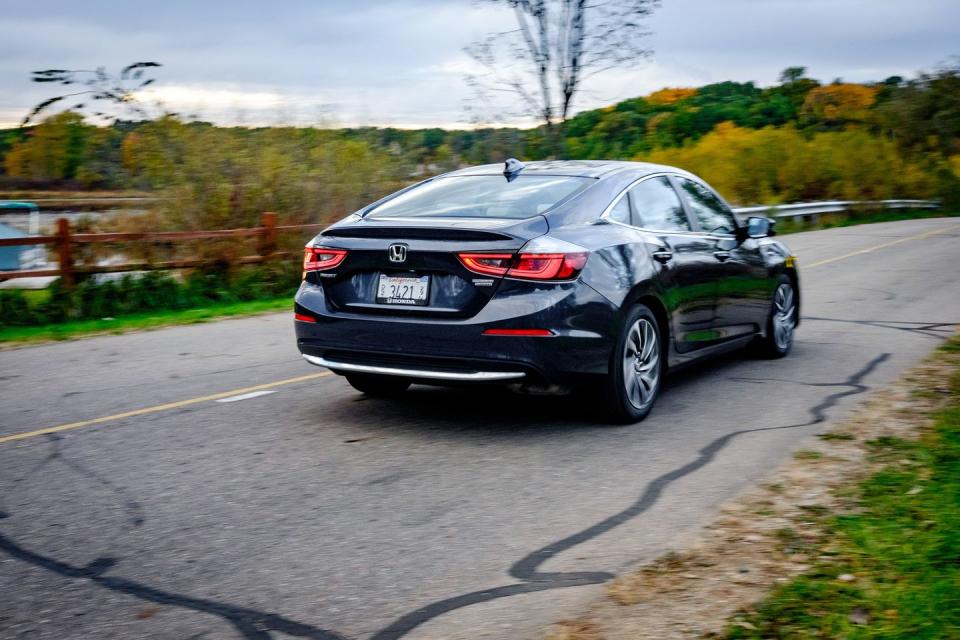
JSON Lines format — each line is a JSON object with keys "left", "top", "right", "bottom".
{"left": 364, "top": 175, "right": 593, "bottom": 220}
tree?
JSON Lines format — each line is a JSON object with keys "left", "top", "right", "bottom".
{"left": 779, "top": 67, "right": 807, "bottom": 84}
{"left": 22, "top": 62, "right": 162, "bottom": 126}
{"left": 802, "top": 83, "right": 878, "bottom": 125}
{"left": 465, "top": 0, "right": 660, "bottom": 155}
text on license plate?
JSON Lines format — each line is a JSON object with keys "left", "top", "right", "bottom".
{"left": 376, "top": 274, "right": 430, "bottom": 306}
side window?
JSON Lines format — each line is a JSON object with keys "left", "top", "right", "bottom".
{"left": 628, "top": 176, "right": 691, "bottom": 232}
{"left": 676, "top": 177, "right": 738, "bottom": 235}
{"left": 607, "top": 195, "right": 632, "bottom": 225}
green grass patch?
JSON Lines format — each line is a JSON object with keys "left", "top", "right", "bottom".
{"left": 0, "top": 296, "right": 292, "bottom": 345}
{"left": 819, "top": 432, "right": 857, "bottom": 441}
{"left": 726, "top": 338, "right": 960, "bottom": 639}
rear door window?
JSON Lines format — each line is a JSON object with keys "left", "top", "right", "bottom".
{"left": 675, "top": 177, "right": 738, "bottom": 235}
{"left": 628, "top": 176, "right": 691, "bottom": 232}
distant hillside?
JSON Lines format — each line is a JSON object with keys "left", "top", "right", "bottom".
{"left": 1, "top": 64, "right": 957, "bottom": 227}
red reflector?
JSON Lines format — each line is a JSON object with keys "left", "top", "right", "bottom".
{"left": 303, "top": 247, "right": 348, "bottom": 272}
{"left": 294, "top": 312, "right": 316, "bottom": 323}
{"left": 482, "top": 328, "right": 554, "bottom": 336}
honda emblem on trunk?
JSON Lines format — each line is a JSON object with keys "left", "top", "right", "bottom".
{"left": 388, "top": 243, "right": 408, "bottom": 263}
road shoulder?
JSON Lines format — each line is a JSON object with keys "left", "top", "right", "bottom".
{"left": 546, "top": 332, "right": 959, "bottom": 640}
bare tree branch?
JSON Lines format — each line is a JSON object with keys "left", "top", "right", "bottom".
{"left": 464, "top": 0, "right": 659, "bottom": 155}
{"left": 22, "top": 62, "right": 163, "bottom": 126}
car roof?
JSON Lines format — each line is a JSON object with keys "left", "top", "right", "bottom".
{"left": 440, "top": 160, "right": 687, "bottom": 180}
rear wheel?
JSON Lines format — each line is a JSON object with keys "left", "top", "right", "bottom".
{"left": 345, "top": 373, "right": 411, "bottom": 397}
{"left": 756, "top": 276, "right": 796, "bottom": 358}
{"left": 599, "top": 304, "right": 663, "bottom": 424}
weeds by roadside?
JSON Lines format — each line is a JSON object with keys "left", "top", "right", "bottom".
{"left": 0, "top": 296, "right": 293, "bottom": 345}
{"left": 725, "top": 339, "right": 960, "bottom": 638}
{"left": 545, "top": 334, "right": 960, "bottom": 640}
{"left": 0, "top": 261, "right": 300, "bottom": 340}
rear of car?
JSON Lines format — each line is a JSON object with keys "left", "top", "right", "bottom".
{"left": 294, "top": 170, "right": 618, "bottom": 387}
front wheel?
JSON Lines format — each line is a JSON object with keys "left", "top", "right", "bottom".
{"left": 345, "top": 373, "right": 411, "bottom": 397}
{"left": 756, "top": 276, "right": 797, "bottom": 358}
{"left": 599, "top": 304, "right": 663, "bottom": 424}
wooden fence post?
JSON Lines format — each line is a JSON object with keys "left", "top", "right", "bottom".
{"left": 259, "top": 212, "right": 278, "bottom": 258}
{"left": 56, "top": 217, "right": 74, "bottom": 288}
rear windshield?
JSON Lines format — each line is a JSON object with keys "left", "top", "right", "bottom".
{"left": 363, "top": 175, "right": 593, "bottom": 220}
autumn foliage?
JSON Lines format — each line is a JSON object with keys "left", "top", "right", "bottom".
{"left": 2, "top": 64, "right": 959, "bottom": 227}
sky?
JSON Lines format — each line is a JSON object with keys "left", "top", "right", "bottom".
{"left": 1, "top": 0, "right": 957, "bottom": 129}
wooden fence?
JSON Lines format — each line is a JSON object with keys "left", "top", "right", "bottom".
{"left": 0, "top": 212, "right": 325, "bottom": 287}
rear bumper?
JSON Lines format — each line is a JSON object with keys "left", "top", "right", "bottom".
{"left": 294, "top": 279, "right": 619, "bottom": 385}
{"left": 302, "top": 353, "right": 526, "bottom": 381}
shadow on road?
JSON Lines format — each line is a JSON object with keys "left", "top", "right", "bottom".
{"left": 300, "top": 348, "right": 753, "bottom": 438}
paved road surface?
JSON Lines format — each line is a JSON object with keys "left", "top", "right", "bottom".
{"left": 1, "top": 218, "right": 958, "bottom": 640}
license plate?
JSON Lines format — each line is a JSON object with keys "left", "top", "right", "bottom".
{"left": 376, "top": 274, "right": 430, "bottom": 306}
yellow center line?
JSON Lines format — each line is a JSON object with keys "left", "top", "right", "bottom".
{"left": 0, "top": 371, "right": 332, "bottom": 445}
{"left": 805, "top": 222, "right": 960, "bottom": 269}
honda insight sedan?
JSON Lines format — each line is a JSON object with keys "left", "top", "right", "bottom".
{"left": 295, "top": 160, "right": 798, "bottom": 423}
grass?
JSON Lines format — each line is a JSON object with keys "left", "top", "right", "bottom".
{"left": 726, "top": 337, "right": 960, "bottom": 639}
{"left": 0, "top": 296, "right": 293, "bottom": 345}
{"left": 776, "top": 208, "right": 960, "bottom": 234}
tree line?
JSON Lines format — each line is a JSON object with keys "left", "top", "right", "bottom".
{"left": 1, "top": 63, "right": 958, "bottom": 230}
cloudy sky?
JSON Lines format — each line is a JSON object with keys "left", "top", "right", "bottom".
{"left": 1, "top": 0, "right": 957, "bottom": 129}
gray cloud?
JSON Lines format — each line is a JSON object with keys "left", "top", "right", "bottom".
{"left": 1, "top": 0, "right": 957, "bottom": 127}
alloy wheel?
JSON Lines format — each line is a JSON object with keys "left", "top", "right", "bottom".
{"left": 622, "top": 318, "right": 660, "bottom": 409}
{"left": 772, "top": 282, "right": 796, "bottom": 350}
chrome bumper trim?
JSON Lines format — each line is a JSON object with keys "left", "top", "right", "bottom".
{"left": 301, "top": 354, "right": 526, "bottom": 381}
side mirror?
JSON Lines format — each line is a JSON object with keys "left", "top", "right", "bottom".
{"left": 746, "top": 216, "right": 776, "bottom": 239}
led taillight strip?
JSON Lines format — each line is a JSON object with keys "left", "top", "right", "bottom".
{"left": 303, "top": 247, "right": 348, "bottom": 273}
{"left": 457, "top": 251, "right": 588, "bottom": 281}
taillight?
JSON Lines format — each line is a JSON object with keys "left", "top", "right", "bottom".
{"left": 508, "top": 253, "right": 588, "bottom": 280}
{"left": 303, "top": 247, "right": 347, "bottom": 273}
{"left": 457, "top": 251, "right": 588, "bottom": 281}
{"left": 294, "top": 312, "right": 316, "bottom": 323}
{"left": 457, "top": 253, "right": 513, "bottom": 277}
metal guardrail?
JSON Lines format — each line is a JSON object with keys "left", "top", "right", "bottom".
{"left": 733, "top": 199, "right": 940, "bottom": 220}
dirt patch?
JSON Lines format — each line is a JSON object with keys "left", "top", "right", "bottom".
{"left": 545, "top": 342, "right": 958, "bottom": 640}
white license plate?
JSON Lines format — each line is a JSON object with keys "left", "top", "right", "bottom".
{"left": 376, "top": 274, "right": 430, "bottom": 306}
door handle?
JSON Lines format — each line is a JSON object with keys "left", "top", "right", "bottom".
{"left": 651, "top": 249, "right": 673, "bottom": 264}
{"left": 713, "top": 250, "right": 731, "bottom": 262}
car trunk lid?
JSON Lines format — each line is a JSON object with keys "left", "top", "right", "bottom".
{"left": 308, "top": 216, "right": 548, "bottom": 318}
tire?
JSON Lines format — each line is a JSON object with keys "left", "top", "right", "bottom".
{"left": 345, "top": 373, "right": 411, "bottom": 397}
{"left": 756, "top": 275, "right": 797, "bottom": 359}
{"left": 599, "top": 303, "right": 664, "bottom": 424}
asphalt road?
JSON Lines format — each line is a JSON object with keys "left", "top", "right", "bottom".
{"left": 1, "top": 218, "right": 958, "bottom": 640}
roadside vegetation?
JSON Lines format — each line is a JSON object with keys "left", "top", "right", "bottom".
{"left": 547, "top": 335, "right": 960, "bottom": 640}
{"left": 0, "top": 262, "right": 299, "bottom": 343}
{"left": 725, "top": 337, "right": 960, "bottom": 638}
{"left": 0, "top": 296, "right": 292, "bottom": 345}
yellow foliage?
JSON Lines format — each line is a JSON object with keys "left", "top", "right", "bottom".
{"left": 642, "top": 122, "right": 936, "bottom": 205}
{"left": 646, "top": 87, "right": 697, "bottom": 105}
{"left": 4, "top": 112, "right": 87, "bottom": 179}
{"left": 802, "top": 84, "right": 877, "bottom": 122}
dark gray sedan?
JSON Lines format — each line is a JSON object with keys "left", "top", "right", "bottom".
{"left": 295, "top": 160, "right": 798, "bottom": 422}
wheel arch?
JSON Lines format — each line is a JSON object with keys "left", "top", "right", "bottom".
{"left": 622, "top": 285, "right": 671, "bottom": 373}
